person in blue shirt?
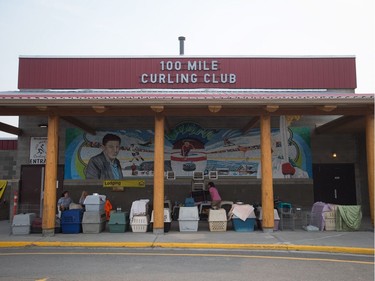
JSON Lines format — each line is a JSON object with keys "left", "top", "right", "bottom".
{"left": 57, "top": 191, "right": 72, "bottom": 211}
{"left": 85, "top": 134, "right": 123, "bottom": 180}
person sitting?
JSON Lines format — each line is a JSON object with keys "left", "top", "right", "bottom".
{"left": 57, "top": 191, "right": 72, "bottom": 212}
{"left": 79, "top": 191, "right": 88, "bottom": 206}
{"left": 207, "top": 182, "right": 222, "bottom": 209}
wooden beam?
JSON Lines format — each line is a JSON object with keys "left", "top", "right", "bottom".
{"left": 260, "top": 114, "right": 274, "bottom": 232}
{"left": 61, "top": 116, "right": 96, "bottom": 135}
{"left": 241, "top": 117, "right": 260, "bottom": 134}
{"left": 0, "top": 122, "right": 22, "bottom": 136}
{"left": 153, "top": 113, "right": 165, "bottom": 234}
{"left": 42, "top": 115, "right": 59, "bottom": 236}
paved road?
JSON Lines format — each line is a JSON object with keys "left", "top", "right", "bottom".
{"left": 0, "top": 248, "right": 373, "bottom": 281}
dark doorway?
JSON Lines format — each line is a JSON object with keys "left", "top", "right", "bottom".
{"left": 19, "top": 165, "right": 64, "bottom": 216}
{"left": 313, "top": 163, "right": 356, "bottom": 205}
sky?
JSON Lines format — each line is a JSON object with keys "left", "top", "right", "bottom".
{"left": 0, "top": 0, "right": 374, "bottom": 138}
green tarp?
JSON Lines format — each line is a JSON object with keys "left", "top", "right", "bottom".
{"left": 336, "top": 205, "right": 362, "bottom": 231}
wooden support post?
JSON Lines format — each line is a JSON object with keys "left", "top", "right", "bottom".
{"left": 153, "top": 113, "right": 165, "bottom": 234}
{"left": 42, "top": 115, "right": 59, "bottom": 236}
{"left": 260, "top": 114, "right": 274, "bottom": 232}
{"left": 366, "top": 113, "right": 374, "bottom": 226}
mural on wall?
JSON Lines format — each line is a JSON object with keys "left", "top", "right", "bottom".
{"left": 64, "top": 119, "right": 312, "bottom": 180}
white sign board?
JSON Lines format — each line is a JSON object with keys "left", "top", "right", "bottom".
{"left": 29, "top": 137, "right": 48, "bottom": 164}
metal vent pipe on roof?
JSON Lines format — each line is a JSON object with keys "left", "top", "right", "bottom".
{"left": 178, "top": 36, "right": 185, "bottom": 55}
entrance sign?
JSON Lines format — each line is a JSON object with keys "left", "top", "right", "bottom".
{"left": 29, "top": 137, "right": 47, "bottom": 164}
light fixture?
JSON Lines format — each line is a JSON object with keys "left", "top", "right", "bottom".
{"left": 208, "top": 105, "right": 222, "bottom": 113}
{"left": 92, "top": 105, "right": 107, "bottom": 113}
{"left": 38, "top": 124, "right": 48, "bottom": 128}
{"left": 150, "top": 105, "right": 164, "bottom": 113}
{"left": 36, "top": 106, "right": 48, "bottom": 111}
{"left": 317, "top": 105, "right": 337, "bottom": 112}
{"left": 332, "top": 152, "right": 337, "bottom": 158}
{"left": 265, "top": 105, "right": 279, "bottom": 112}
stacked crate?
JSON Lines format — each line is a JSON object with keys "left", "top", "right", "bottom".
{"left": 82, "top": 211, "right": 106, "bottom": 233}
{"left": 131, "top": 215, "right": 150, "bottom": 232}
{"left": 130, "top": 199, "right": 150, "bottom": 232}
{"left": 82, "top": 193, "right": 106, "bottom": 234}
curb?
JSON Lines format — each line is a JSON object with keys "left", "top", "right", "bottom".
{"left": 0, "top": 241, "right": 374, "bottom": 255}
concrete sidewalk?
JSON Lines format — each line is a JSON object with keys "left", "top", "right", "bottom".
{"left": 0, "top": 219, "right": 373, "bottom": 255}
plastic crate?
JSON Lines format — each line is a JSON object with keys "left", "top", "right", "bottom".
{"left": 178, "top": 220, "right": 199, "bottom": 232}
{"left": 108, "top": 211, "right": 129, "bottom": 233}
{"left": 323, "top": 211, "right": 336, "bottom": 231}
{"left": 12, "top": 213, "right": 36, "bottom": 235}
{"left": 150, "top": 222, "right": 171, "bottom": 232}
{"left": 208, "top": 209, "right": 227, "bottom": 231}
{"left": 151, "top": 209, "right": 172, "bottom": 223}
{"left": 232, "top": 218, "right": 255, "bottom": 232}
{"left": 209, "top": 221, "right": 227, "bottom": 231}
{"left": 61, "top": 223, "right": 82, "bottom": 234}
{"left": 178, "top": 206, "right": 199, "bottom": 220}
{"left": 130, "top": 215, "right": 149, "bottom": 232}
{"left": 257, "top": 208, "right": 280, "bottom": 231}
{"left": 82, "top": 211, "right": 106, "bottom": 234}
{"left": 61, "top": 209, "right": 84, "bottom": 234}
{"left": 83, "top": 194, "right": 106, "bottom": 212}
{"left": 150, "top": 209, "right": 172, "bottom": 232}
{"left": 208, "top": 209, "right": 227, "bottom": 221}
{"left": 61, "top": 209, "right": 84, "bottom": 224}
